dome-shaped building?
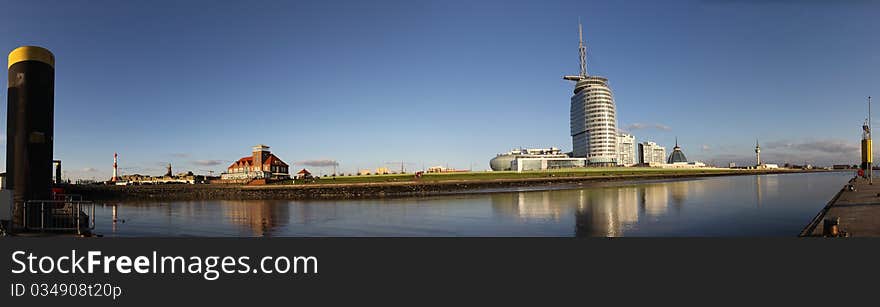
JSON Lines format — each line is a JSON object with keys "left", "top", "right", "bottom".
{"left": 667, "top": 138, "right": 688, "bottom": 164}
{"left": 489, "top": 148, "right": 568, "bottom": 171}
{"left": 490, "top": 154, "right": 518, "bottom": 171}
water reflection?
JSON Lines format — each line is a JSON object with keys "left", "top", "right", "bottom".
{"left": 91, "top": 172, "right": 851, "bottom": 237}
{"left": 221, "top": 200, "right": 290, "bottom": 237}
{"left": 491, "top": 179, "right": 719, "bottom": 236}
{"left": 573, "top": 187, "right": 639, "bottom": 237}
{"left": 490, "top": 192, "right": 565, "bottom": 222}
{"left": 643, "top": 185, "right": 668, "bottom": 217}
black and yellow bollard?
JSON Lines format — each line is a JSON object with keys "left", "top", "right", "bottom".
{"left": 861, "top": 138, "right": 872, "bottom": 177}
{"left": 6, "top": 46, "right": 55, "bottom": 228}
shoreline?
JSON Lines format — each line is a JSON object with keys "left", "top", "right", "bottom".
{"left": 63, "top": 169, "right": 842, "bottom": 202}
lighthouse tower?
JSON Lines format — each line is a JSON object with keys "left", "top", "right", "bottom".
{"left": 112, "top": 152, "right": 119, "bottom": 181}
{"left": 755, "top": 139, "right": 761, "bottom": 166}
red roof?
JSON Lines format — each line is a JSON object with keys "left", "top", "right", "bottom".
{"left": 297, "top": 169, "right": 311, "bottom": 174}
{"left": 233, "top": 157, "right": 254, "bottom": 166}
{"left": 227, "top": 153, "right": 288, "bottom": 169}
{"left": 264, "top": 155, "right": 288, "bottom": 167}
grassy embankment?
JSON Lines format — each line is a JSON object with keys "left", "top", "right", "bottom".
{"left": 277, "top": 167, "right": 772, "bottom": 185}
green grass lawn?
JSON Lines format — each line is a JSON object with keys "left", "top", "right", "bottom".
{"left": 277, "top": 167, "right": 755, "bottom": 185}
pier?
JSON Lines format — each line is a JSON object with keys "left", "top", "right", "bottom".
{"left": 801, "top": 176, "right": 880, "bottom": 237}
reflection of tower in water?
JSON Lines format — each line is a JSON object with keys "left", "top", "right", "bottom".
{"left": 222, "top": 201, "right": 290, "bottom": 237}
{"left": 515, "top": 191, "right": 563, "bottom": 221}
{"left": 755, "top": 175, "right": 762, "bottom": 207}
{"left": 111, "top": 203, "right": 119, "bottom": 233}
{"left": 641, "top": 184, "right": 669, "bottom": 217}
{"left": 754, "top": 175, "right": 778, "bottom": 208}
{"left": 668, "top": 181, "right": 689, "bottom": 209}
{"left": 489, "top": 191, "right": 566, "bottom": 221}
{"left": 574, "top": 187, "right": 639, "bottom": 237}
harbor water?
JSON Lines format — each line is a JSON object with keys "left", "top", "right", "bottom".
{"left": 92, "top": 172, "right": 851, "bottom": 237}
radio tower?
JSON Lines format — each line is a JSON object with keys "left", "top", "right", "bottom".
{"left": 112, "top": 152, "right": 119, "bottom": 181}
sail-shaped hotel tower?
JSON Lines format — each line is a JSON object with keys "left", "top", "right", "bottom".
{"left": 564, "top": 21, "right": 618, "bottom": 167}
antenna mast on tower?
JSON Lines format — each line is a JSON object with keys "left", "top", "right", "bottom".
{"left": 564, "top": 18, "right": 589, "bottom": 82}
{"left": 578, "top": 19, "right": 587, "bottom": 77}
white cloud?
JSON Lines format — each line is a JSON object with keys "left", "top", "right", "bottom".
{"left": 622, "top": 123, "right": 671, "bottom": 131}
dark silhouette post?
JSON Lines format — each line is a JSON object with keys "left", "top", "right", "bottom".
{"left": 6, "top": 46, "right": 55, "bottom": 227}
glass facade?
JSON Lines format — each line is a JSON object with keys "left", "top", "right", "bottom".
{"left": 546, "top": 159, "right": 585, "bottom": 169}
{"left": 512, "top": 158, "right": 587, "bottom": 172}
{"left": 570, "top": 76, "right": 618, "bottom": 165}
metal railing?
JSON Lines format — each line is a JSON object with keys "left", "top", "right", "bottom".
{"left": 22, "top": 199, "right": 95, "bottom": 235}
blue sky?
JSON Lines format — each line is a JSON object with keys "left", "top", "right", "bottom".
{"left": 1, "top": 0, "right": 878, "bottom": 179}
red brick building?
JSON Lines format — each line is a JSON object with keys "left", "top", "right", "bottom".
{"left": 221, "top": 145, "right": 290, "bottom": 180}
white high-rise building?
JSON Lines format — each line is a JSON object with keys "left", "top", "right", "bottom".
{"left": 565, "top": 21, "right": 618, "bottom": 166}
{"left": 617, "top": 133, "right": 636, "bottom": 166}
{"left": 638, "top": 141, "right": 667, "bottom": 165}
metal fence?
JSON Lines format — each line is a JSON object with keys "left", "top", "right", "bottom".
{"left": 22, "top": 198, "right": 95, "bottom": 235}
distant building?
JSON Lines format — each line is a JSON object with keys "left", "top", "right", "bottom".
{"left": 295, "top": 169, "right": 312, "bottom": 179}
{"left": 490, "top": 147, "right": 569, "bottom": 171}
{"left": 755, "top": 139, "right": 762, "bottom": 166}
{"left": 120, "top": 171, "right": 205, "bottom": 184}
{"left": 652, "top": 138, "right": 709, "bottom": 168}
{"left": 638, "top": 141, "right": 667, "bottom": 165}
{"left": 752, "top": 139, "right": 781, "bottom": 169}
{"left": 617, "top": 133, "right": 636, "bottom": 167}
{"left": 375, "top": 167, "right": 391, "bottom": 175}
{"left": 511, "top": 157, "right": 587, "bottom": 172}
{"left": 427, "top": 166, "right": 468, "bottom": 173}
{"left": 221, "top": 145, "right": 290, "bottom": 180}
{"left": 655, "top": 161, "right": 707, "bottom": 169}
{"left": 667, "top": 138, "right": 688, "bottom": 164}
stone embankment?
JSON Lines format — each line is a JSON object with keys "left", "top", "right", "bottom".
{"left": 63, "top": 169, "right": 831, "bottom": 202}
